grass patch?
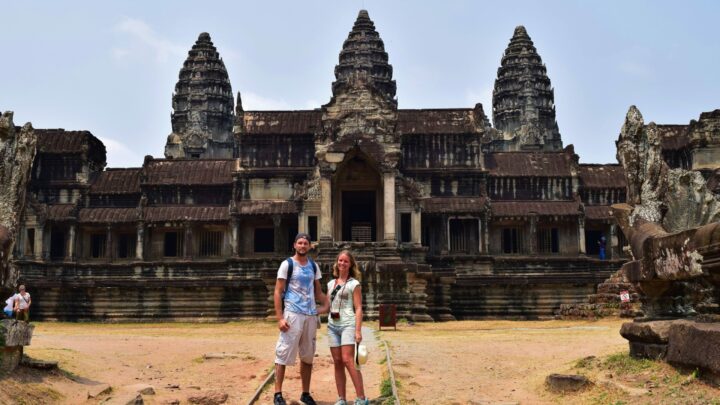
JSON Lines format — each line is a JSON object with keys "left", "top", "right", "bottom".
{"left": 602, "top": 352, "right": 656, "bottom": 375}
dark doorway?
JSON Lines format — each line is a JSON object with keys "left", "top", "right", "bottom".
{"left": 342, "top": 190, "right": 376, "bottom": 241}
{"left": 50, "top": 230, "right": 66, "bottom": 259}
{"left": 586, "top": 229, "right": 604, "bottom": 256}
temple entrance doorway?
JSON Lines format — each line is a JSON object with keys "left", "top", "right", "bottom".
{"left": 333, "top": 152, "right": 382, "bottom": 242}
{"left": 342, "top": 191, "right": 376, "bottom": 241}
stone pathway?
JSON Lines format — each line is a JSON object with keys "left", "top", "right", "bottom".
{"left": 255, "top": 325, "right": 382, "bottom": 404}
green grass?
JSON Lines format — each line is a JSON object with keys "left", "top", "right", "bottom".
{"left": 602, "top": 352, "right": 656, "bottom": 375}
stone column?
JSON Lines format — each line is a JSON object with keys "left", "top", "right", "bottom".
{"left": 483, "top": 213, "right": 490, "bottom": 254}
{"left": 298, "top": 210, "right": 307, "bottom": 234}
{"left": 183, "top": 223, "right": 192, "bottom": 259}
{"left": 67, "top": 224, "right": 76, "bottom": 261}
{"left": 383, "top": 172, "right": 396, "bottom": 242}
{"left": 42, "top": 224, "right": 51, "bottom": 260}
{"left": 230, "top": 217, "right": 239, "bottom": 257}
{"left": 578, "top": 216, "right": 586, "bottom": 255}
{"left": 272, "top": 215, "right": 282, "bottom": 254}
{"left": 135, "top": 222, "right": 145, "bottom": 260}
{"left": 105, "top": 225, "right": 113, "bottom": 261}
{"left": 529, "top": 214, "right": 538, "bottom": 255}
{"left": 35, "top": 223, "right": 45, "bottom": 260}
{"left": 609, "top": 223, "right": 617, "bottom": 260}
{"left": 320, "top": 175, "right": 332, "bottom": 241}
{"left": 440, "top": 214, "right": 449, "bottom": 254}
{"left": 411, "top": 208, "right": 421, "bottom": 244}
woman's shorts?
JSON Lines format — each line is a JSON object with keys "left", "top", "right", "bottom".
{"left": 3, "top": 309, "right": 12, "bottom": 318}
{"left": 327, "top": 323, "right": 355, "bottom": 347}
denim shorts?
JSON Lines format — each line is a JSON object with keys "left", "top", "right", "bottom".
{"left": 327, "top": 323, "right": 355, "bottom": 347}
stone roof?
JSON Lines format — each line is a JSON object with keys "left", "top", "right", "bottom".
{"left": 46, "top": 204, "right": 75, "bottom": 221}
{"left": 90, "top": 168, "right": 142, "bottom": 194}
{"left": 143, "top": 159, "right": 235, "bottom": 185}
{"left": 242, "top": 111, "right": 321, "bottom": 135}
{"left": 656, "top": 124, "right": 690, "bottom": 150}
{"left": 584, "top": 205, "right": 613, "bottom": 220}
{"left": 578, "top": 164, "right": 626, "bottom": 189}
{"left": 491, "top": 201, "right": 581, "bottom": 217}
{"left": 35, "top": 129, "right": 104, "bottom": 155}
{"left": 79, "top": 208, "right": 138, "bottom": 223}
{"left": 144, "top": 206, "right": 229, "bottom": 222}
{"left": 236, "top": 200, "right": 297, "bottom": 215}
{"left": 421, "top": 197, "right": 488, "bottom": 213}
{"left": 485, "top": 152, "right": 573, "bottom": 177}
{"left": 397, "top": 109, "right": 479, "bottom": 134}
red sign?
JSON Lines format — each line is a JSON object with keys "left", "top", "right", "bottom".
{"left": 620, "top": 290, "right": 630, "bottom": 303}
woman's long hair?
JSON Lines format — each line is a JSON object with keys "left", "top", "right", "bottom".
{"left": 332, "top": 250, "right": 362, "bottom": 281}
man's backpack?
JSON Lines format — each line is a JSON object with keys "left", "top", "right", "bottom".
{"left": 282, "top": 257, "right": 319, "bottom": 309}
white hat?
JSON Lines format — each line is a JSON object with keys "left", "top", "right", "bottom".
{"left": 355, "top": 342, "right": 368, "bottom": 367}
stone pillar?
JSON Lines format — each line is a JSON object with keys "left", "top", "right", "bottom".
{"left": 42, "top": 225, "right": 51, "bottom": 260}
{"left": 609, "top": 223, "right": 617, "bottom": 260}
{"left": 578, "top": 217, "right": 586, "bottom": 255}
{"left": 320, "top": 175, "right": 332, "bottom": 241}
{"left": 383, "top": 172, "right": 396, "bottom": 242}
{"left": 67, "top": 224, "right": 76, "bottom": 261}
{"left": 35, "top": 222, "right": 45, "bottom": 260}
{"left": 298, "top": 210, "right": 307, "bottom": 234}
{"left": 183, "top": 223, "right": 192, "bottom": 259}
{"left": 411, "top": 208, "right": 421, "bottom": 244}
{"left": 105, "top": 225, "right": 113, "bottom": 261}
{"left": 483, "top": 213, "right": 490, "bottom": 254}
{"left": 529, "top": 214, "right": 538, "bottom": 255}
{"left": 440, "top": 214, "right": 449, "bottom": 254}
{"left": 272, "top": 215, "right": 282, "bottom": 254}
{"left": 135, "top": 222, "right": 145, "bottom": 260}
{"left": 230, "top": 217, "right": 239, "bottom": 257}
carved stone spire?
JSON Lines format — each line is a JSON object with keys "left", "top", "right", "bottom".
{"left": 166, "top": 32, "right": 235, "bottom": 159}
{"left": 491, "top": 26, "right": 562, "bottom": 151}
{"left": 331, "top": 10, "right": 396, "bottom": 105}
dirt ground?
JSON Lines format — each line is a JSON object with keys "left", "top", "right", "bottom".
{"left": 2, "top": 318, "right": 719, "bottom": 404}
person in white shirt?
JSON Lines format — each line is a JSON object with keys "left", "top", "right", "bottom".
{"left": 13, "top": 284, "right": 31, "bottom": 321}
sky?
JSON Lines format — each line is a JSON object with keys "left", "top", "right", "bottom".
{"left": 1, "top": 1, "right": 719, "bottom": 168}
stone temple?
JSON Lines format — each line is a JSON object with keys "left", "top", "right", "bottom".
{"left": 10, "top": 10, "right": 720, "bottom": 320}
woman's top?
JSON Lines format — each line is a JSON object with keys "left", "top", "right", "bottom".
{"left": 327, "top": 278, "right": 360, "bottom": 327}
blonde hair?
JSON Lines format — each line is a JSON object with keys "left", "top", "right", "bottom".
{"left": 332, "top": 250, "right": 361, "bottom": 281}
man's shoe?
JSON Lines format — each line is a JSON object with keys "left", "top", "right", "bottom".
{"left": 333, "top": 399, "right": 348, "bottom": 405}
{"left": 354, "top": 398, "right": 369, "bottom": 405}
{"left": 300, "top": 392, "right": 318, "bottom": 405}
{"left": 273, "top": 392, "right": 287, "bottom": 405}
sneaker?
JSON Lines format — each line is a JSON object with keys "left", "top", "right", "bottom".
{"left": 334, "top": 399, "right": 348, "bottom": 405}
{"left": 300, "top": 392, "right": 318, "bottom": 405}
{"left": 273, "top": 392, "right": 287, "bottom": 405}
{"left": 354, "top": 398, "right": 369, "bottom": 405}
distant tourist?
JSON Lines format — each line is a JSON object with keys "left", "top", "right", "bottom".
{"left": 14, "top": 284, "right": 31, "bottom": 321}
{"left": 598, "top": 236, "right": 607, "bottom": 260}
{"left": 272, "top": 233, "right": 327, "bottom": 405}
{"left": 325, "top": 250, "right": 369, "bottom": 405}
{"left": 3, "top": 295, "right": 14, "bottom": 318}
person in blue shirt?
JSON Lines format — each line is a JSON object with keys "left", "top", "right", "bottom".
{"left": 272, "top": 233, "right": 327, "bottom": 405}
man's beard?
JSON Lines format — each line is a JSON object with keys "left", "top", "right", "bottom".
{"left": 295, "top": 249, "right": 308, "bottom": 257}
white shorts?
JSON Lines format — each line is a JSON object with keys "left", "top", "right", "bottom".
{"left": 327, "top": 323, "right": 356, "bottom": 347}
{"left": 275, "top": 311, "right": 318, "bottom": 366}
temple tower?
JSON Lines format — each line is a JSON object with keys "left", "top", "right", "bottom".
{"left": 165, "top": 33, "right": 235, "bottom": 159}
{"left": 491, "top": 26, "right": 562, "bottom": 151}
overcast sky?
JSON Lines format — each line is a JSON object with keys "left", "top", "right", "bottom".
{"left": 2, "top": 1, "right": 719, "bottom": 168}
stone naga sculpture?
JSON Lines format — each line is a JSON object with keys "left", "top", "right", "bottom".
{"left": 0, "top": 111, "right": 37, "bottom": 289}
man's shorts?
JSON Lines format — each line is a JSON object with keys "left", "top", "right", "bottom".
{"left": 275, "top": 311, "right": 318, "bottom": 366}
{"left": 327, "top": 323, "right": 355, "bottom": 347}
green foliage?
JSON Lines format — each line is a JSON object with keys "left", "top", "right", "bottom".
{"left": 603, "top": 352, "right": 656, "bottom": 375}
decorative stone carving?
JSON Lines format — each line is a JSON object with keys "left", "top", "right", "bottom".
{"left": 0, "top": 111, "right": 37, "bottom": 288}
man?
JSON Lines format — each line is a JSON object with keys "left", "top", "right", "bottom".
{"left": 13, "top": 284, "right": 31, "bottom": 321}
{"left": 273, "top": 233, "right": 327, "bottom": 405}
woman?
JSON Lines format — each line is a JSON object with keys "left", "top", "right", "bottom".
{"left": 324, "top": 250, "right": 368, "bottom": 405}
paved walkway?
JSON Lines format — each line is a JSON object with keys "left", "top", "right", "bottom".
{"left": 256, "top": 325, "right": 382, "bottom": 404}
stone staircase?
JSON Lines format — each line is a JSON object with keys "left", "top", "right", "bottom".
{"left": 556, "top": 268, "right": 643, "bottom": 319}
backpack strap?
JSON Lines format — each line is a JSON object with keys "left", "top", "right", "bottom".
{"left": 283, "top": 257, "right": 294, "bottom": 299}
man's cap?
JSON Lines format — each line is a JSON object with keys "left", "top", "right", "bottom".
{"left": 294, "top": 232, "right": 311, "bottom": 243}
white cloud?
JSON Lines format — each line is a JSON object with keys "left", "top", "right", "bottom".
{"left": 113, "top": 17, "right": 185, "bottom": 63}
{"left": 98, "top": 136, "right": 144, "bottom": 168}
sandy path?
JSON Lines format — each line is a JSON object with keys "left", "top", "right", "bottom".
{"left": 381, "top": 319, "right": 628, "bottom": 405}
{"left": 255, "top": 325, "right": 382, "bottom": 405}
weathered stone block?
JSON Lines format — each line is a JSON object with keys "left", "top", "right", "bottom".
{"left": 545, "top": 373, "right": 590, "bottom": 392}
{"left": 629, "top": 341, "right": 667, "bottom": 359}
{"left": 619, "top": 320, "right": 674, "bottom": 344}
{"left": 666, "top": 321, "right": 720, "bottom": 374}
